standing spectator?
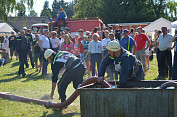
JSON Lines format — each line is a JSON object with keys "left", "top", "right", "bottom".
{"left": 32, "top": 34, "right": 43, "bottom": 72}
{"left": 78, "top": 29, "right": 85, "bottom": 63}
{"left": 56, "top": 8, "right": 67, "bottom": 27}
{"left": 134, "top": 27, "right": 150, "bottom": 73}
{"left": 88, "top": 33, "right": 103, "bottom": 76}
{"left": 73, "top": 34, "right": 80, "bottom": 56}
{"left": 91, "top": 27, "right": 98, "bottom": 35}
{"left": 108, "top": 26, "right": 113, "bottom": 33}
{"left": 158, "top": 27, "right": 175, "bottom": 79}
{"left": 153, "top": 31, "right": 162, "bottom": 77}
{"left": 86, "top": 31, "right": 90, "bottom": 37}
{"left": 102, "top": 30, "right": 111, "bottom": 56}
{"left": 61, "top": 34, "right": 73, "bottom": 53}
{"left": 172, "top": 30, "right": 177, "bottom": 80}
{"left": 129, "top": 28, "right": 135, "bottom": 39}
{"left": 9, "top": 31, "right": 18, "bottom": 60}
{"left": 25, "top": 29, "right": 35, "bottom": 68}
{"left": 50, "top": 31, "right": 60, "bottom": 52}
{"left": 59, "top": 31, "right": 65, "bottom": 48}
{"left": 114, "top": 24, "right": 122, "bottom": 40}
{"left": 119, "top": 29, "right": 136, "bottom": 55}
{"left": 14, "top": 30, "right": 30, "bottom": 77}
{"left": 3, "top": 35, "right": 10, "bottom": 55}
{"left": 38, "top": 30, "right": 50, "bottom": 75}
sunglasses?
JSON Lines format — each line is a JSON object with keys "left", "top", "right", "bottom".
{"left": 88, "top": 37, "right": 92, "bottom": 38}
{"left": 52, "top": 33, "right": 56, "bottom": 35}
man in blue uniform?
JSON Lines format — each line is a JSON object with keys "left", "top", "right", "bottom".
{"left": 25, "top": 29, "right": 34, "bottom": 68}
{"left": 119, "top": 29, "right": 136, "bottom": 55}
{"left": 97, "top": 41, "right": 144, "bottom": 88}
{"left": 44, "top": 49, "right": 86, "bottom": 102}
{"left": 14, "top": 30, "right": 30, "bottom": 77}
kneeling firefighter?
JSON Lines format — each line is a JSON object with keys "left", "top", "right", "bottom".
{"left": 44, "top": 49, "right": 86, "bottom": 102}
{"left": 98, "top": 41, "right": 144, "bottom": 88}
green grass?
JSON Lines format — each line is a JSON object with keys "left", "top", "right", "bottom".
{"left": 0, "top": 56, "right": 169, "bottom": 117}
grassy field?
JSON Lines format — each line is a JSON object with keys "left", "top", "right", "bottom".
{"left": 0, "top": 56, "right": 168, "bottom": 117}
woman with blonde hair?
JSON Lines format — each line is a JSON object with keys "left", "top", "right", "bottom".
{"left": 61, "top": 34, "right": 73, "bottom": 53}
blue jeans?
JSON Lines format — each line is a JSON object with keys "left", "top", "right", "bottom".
{"left": 40, "top": 49, "right": 49, "bottom": 75}
{"left": 172, "top": 52, "right": 177, "bottom": 80}
{"left": 90, "top": 53, "right": 102, "bottom": 76}
{"left": 18, "top": 50, "right": 27, "bottom": 75}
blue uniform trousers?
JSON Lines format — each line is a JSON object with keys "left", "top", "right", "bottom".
{"left": 18, "top": 50, "right": 27, "bottom": 75}
{"left": 172, "top": 52, "right": 177, "bottom": 80}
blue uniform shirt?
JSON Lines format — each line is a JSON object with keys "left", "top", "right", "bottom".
{"left": 119, "top": 36, "right": 135, "bottom": 53}
{"left": 98, "top": 48, "right": 144, "bottom": 87}
{"left": 59, "top": 11, "right": 66, "bottom": 19}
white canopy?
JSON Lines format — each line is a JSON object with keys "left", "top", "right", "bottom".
{"left": 0, "top": 23, "right": 15, "bottom": 34}
{"left": 143, "top": 17, "right": 174, "bottom": 32}
{"left": 172, "top": 20, "right": 177, "bottom": 28}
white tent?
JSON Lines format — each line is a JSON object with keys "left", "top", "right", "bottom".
{"left": 143, "top": 17, "right": 174, "bottom": 32}
{"left": 0, "top": 23, "right": 15, "bottom": 34}
{"left": 172, "top": 20, "right": 177, "bottom": 28}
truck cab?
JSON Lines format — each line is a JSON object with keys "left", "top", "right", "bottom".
{"left": 31, "top": 23, "right": 48, "bottom": 35}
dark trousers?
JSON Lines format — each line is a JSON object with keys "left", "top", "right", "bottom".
{"left": 90, "top": 53, "right": 102, "bottom": 76}
{"left": 159, "top": 49, "right": 172, "bottom": 78}
{"left": 25, "top": 50, "right": 34, "bottom": 68}
{"left": 58, "top": 62, "right": 85, "bottom": 100}
{"left": 18, "top": 50, "right": 27, "bottom": 75}
{"left": 172, "top": 52, "right": 177, "bottom": 80}
{"left": 56, "top": 18, "right": 66, "bottom": 27}
{"left": 41, "top": 49, "right": 48, "bottom": 75}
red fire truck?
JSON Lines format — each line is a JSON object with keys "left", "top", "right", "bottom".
{"left": 31, "top": 17, "right": 104, "bottom": 36}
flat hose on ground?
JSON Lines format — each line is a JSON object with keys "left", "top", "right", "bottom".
{"left": 160, "top": 81, "right": 177, "bottom": 89}
{"left": 0, "top": 77, "right": 111, "bottom": 109}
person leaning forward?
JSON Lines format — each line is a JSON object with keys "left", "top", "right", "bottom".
{"left": 44, "top": 49, "right": 86, "bottom": 102}
{"left": 97, "top": 41, "right": 144, "bottom": 88}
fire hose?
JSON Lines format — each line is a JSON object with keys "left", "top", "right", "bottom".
{"left": 0, "top": 77, "right": 111, "bottom": 109}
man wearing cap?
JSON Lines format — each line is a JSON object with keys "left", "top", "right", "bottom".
{"left": 38, "top": 30, "right": 51, "bottom": 75}
{"left": 44, "top": 49, "right": 85, "bottom": 102}
{"left": 119, "top": 29, "right": 136, "bottom": 55}
{"left": 97, "top": 41, "right": 144, "bottom": 88}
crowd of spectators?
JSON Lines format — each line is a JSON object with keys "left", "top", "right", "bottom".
{"left": 0, "top": 25, "right": 177, "bottom": 80}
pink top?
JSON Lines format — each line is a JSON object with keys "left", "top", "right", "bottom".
{"left": 62, "top": 42, "right": 72, "bottom": 53}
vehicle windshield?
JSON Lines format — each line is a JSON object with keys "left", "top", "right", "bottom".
{"left": 31, "top": 27, "right": 41, "bottom": 34}
{"left": 42, "top": 26, "right": 48, "bottom": 33}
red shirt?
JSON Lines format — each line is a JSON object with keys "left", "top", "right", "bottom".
{"left": 134, "top": 33, "right": 148, "bottom": 51}
{"left": 79, "top": 37, "right": 84, "bottom": 53}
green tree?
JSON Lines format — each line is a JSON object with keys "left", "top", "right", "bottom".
{"left": 0, "top": 0, "right": 34, "bottom": 22}
{"left": 52, "top": 0, "right": 60, "bottom": 19}
{"left": 17, "top": 3, "right": 26, "bottom": 16}
{"left": 64, "top": 1, "right": 74, "bottom": 18}
{"left": 40, "top": 0, "right": 52, "bottom": 19}
{"left": 28, "top": 10, "right": 38, "bottom": 17}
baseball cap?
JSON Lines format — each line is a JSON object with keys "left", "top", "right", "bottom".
{"left": 107, "top": 41, "right": 121, "bottom": 52}
{"left": 123, "top": 29, "right": 129, "bottom": 33}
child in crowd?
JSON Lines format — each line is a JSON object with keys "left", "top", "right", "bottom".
{"left": 0, "top": 48, "right": 9, "bottom": 66}
{"left": 82, "top": 36, "right": 90, "bottom": 77}
{"left": 32, "top": 34, "right": 43, "bottom": 72}
{"left": 73, "top": 34, "right": 80, "bottom": 56}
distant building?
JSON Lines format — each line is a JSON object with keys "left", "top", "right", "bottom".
{"left": 9, "top": 16, "right": 49, "bottom": 32}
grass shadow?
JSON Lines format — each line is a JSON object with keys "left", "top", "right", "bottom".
{"left": 10, "top": 61, "right": 19, "bottom": 68}
{"left": 41, "top": 108, "right": 80, "bottom": 117}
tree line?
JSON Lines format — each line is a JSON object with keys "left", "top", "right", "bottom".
{"left": 0, "top": 0, "right": 176, "bottom": 24}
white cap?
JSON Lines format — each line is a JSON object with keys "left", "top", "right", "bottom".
{"left": 44, "top": 49, "right": 54, "bottom": 59}
{"left": 106, "top": 41, "right": 121, "bottom": 52}
{"left": 23, "top": 27, "right": 27, "bottom": 30}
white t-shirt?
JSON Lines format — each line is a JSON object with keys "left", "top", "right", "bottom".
{"left": 159, "top": 33, "right": 173, "bottom": 51}
{"left": 39, "top": 35, "right": 50, "bottom": 49}
{"left": 50, "top": 38, "right": 60, "bottom": 48}
{"left": 3, "top": 38, "right": 9, "bottom": 48}
{"left": 102, "top": 38, "right": 111, "bottom": 49}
